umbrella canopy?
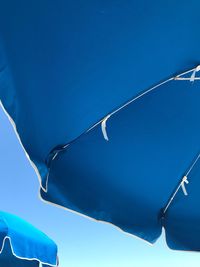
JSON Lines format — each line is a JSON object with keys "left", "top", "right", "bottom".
{"left": 0, "top": 211, "right": 58, "bottom": 267}
{"left": 1, "top": 0, "right": 200, "bottom": 251}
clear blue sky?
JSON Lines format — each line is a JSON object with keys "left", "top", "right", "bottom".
{"left": 1, "top": 107, "right": 200, "bottom": 267}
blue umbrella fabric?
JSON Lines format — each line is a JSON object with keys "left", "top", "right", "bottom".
{"left": 0, "top": 211, "right": 58, "bottom": 267}
{"left": 1, "top": 0, "right": 200, "bottom": 251}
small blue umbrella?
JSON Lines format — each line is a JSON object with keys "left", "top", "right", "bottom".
{"left": 0, "top": 211, "right": 58, "bottom": 267}
{"left": 1, "top": 0, "right": 200, "bottom": 251}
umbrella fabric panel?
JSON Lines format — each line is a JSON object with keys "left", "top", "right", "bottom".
{"left": 164, "top": 162, "right": 200, "bottom": 251}
{"left": 41, "top": 79, "right": 200, "bottom": 245}
{"left": 0, "top": 212, "right": 58, "bottom": 266}
{"left": 1, "top": 0, "right": 200, "bottom": 186}
{"left": 0, "top": 239, "right": 39, "bottom": 267}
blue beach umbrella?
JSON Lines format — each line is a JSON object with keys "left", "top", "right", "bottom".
{"left": 0, "top": 211, "right": 58, "bottom": 267}
{"left": 1, "top": 0, "right": 200, "bottom": 251}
